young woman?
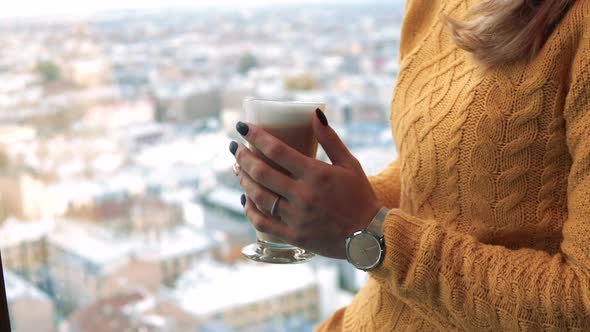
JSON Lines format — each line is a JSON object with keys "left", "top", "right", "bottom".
{"left": 230, "top": 0, "right": 590, "bottom": 330}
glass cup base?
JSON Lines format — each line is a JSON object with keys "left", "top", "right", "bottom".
{"left": 241, "top": 241, "right": 314, "bottom": 264}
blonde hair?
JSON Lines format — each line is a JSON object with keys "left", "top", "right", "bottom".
{"left": 444, "top": 0, "right": 572, "bottom": 68}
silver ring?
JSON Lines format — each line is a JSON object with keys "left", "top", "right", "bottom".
{"left": 232, "top": 162, "right": 241, "bottom": 176}
{"left": 270, "top": 196, "right": 281, "bottom": 217}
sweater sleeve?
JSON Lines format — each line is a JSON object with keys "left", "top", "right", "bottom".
{"left": 367, "top": 159, "right": 402, "bottom": 209}
{"left": 368, "top": 55, "right": 590, "bottom": 331}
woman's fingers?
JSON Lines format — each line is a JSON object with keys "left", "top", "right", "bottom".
{"left": 233, "top": 141, "right": 299, "bottom": 201}
{"left": 312, "top": 109, "right": 359, "bottom": 169}
{"left": 236, "top": 122, "right": 312, "bottom": 179}
{"left": 243, "top": 197, "right": 294, "bottom": 241}
{"left": 237, "top": 168, "right": 294, "bottom": 219}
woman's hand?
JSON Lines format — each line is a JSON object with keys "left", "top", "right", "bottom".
{"left": 230, "top": 109, "right": 381, "bottom": 259}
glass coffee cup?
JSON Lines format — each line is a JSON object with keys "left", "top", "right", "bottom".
{"left": 241, "top": 98, "right": 324, "bottom": 264}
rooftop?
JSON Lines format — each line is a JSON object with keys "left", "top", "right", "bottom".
{"left": 4, "top": 270, "right": 52, "bottom": 302}
{"left": 174, "top": 259, "right": 317, "bottom": 317}
{"left": 67, "top": 290, "right": 198, "bottom": 332}
{"left": 67, "top": 291, "right": 157, "bottom": 332}
{"left": 0, "top": 218, "right": 53, "bottom": 249}
{"left": 48, "top": 221, "right": 132, "bottom": 268}
{"left": 48, "top": 220, "right": 216, "bottom": 268}
{"left": 131, "top": 225, "right": 216, "bottom": 261}
{"left": 135, "top": 132, "right": 233, "bottom": 172}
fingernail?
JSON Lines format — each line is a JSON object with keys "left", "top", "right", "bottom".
{"left": 240, "top": 194, "right": 246, "bottom": 207}
{"left": 316, "top": 108, "right": 328, "bottom": 126}
{"left": 236, "top": 122, "right": 249, "bottom": 136}
{"left": 229, "top": 141, "right": 238, "bottom": 155}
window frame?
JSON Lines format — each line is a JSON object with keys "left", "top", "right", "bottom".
{"left": 0, "top": 251, "right": 12, "bottom": 331}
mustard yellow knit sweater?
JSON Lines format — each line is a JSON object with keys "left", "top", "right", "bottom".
{"left": 316, "top": 0, "right": 590, "bottom": 331}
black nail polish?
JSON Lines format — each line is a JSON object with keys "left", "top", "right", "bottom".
{"left": 240, "top": 194, "right": 246, "bottom": 207}
{"left": 316, "top": 108, "right": 328, "bottom": 126}
{"left": 236, "top": 122, "right": 249, "bottom": 136}
{"left": 229, "top": 141, "right": 238, "bottom": 155}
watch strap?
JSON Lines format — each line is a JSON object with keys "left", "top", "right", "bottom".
{"left": 366, "top": 207, "right": 389, "bottom": 238}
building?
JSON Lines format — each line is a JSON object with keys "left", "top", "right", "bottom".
{"left": 0, "top": 170, "right": 49, "bottom": 219}
{"left": 65, "top": 291, "right": 198, "bottom": 332}
{"left": 130, "top": 225, "right": 218, "bottom": 286}
{"left": 222, "top": 81, "right": 255, "bottom": 110}
{"left": 153, "top": 80, "right": 222, "bottom": 123}
{"left": 115, "top": 123, "right": 168, "bottom": 150}
{"left": 200, "top": 316, "right": 317, "bottom": 332}
{"left": 130, "top": 132, "right": 233, "bottom": 199}
{"left": 81, "top": 99, "right": 155, "bottom": 129}
{"left": 47, "top": 221, "right": 161, "bottom": 314}
{"left": 49, "top": 166, "right": 149, "bottom": 219}
{"left": 173, "top": 259, "right": 320, "bottom": 331}
{"left": 0, "top": 218, "right": 53, "bottom": 290}
{"left": 199, "top": 187, "right": 255, "bottom": 262}
{"left": 310, "top": 258, "right": 354, "bottom": 321}
{"left": 64, "top": 194, "right": 184, "bottom": 234}
{"left": 127, "top": 196, "right": 184, "bottom": 234}
{"left": 48, "top": 220, "right": 216, "bottom": 314}
{"left": 0, "top": 73, "right": 41, "bottom": 98}
{"left": 0, "top": 126, "right": 37, "bottom": 191}
{"left": 5, "top": 270, "right": 56, "bottom": 332}
{"left": 63, "top": 58, "right": 110, "bottom": 87}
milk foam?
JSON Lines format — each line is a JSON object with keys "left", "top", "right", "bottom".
{"left": 243, "top": 99, "right": 326, "bottom": 126}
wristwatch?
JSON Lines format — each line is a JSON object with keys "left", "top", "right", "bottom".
{"left": 345, "top": 207, "right": 389, "bottom": 271}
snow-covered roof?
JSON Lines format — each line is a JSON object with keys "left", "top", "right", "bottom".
{"left": 131, "top": 225, "right": 216, "bottom": 261}
{"left": 0, "top": 218, "right": 53, "bottom": 249}
{"left": 48, "top": 221, "right": 132, "bottom": 268}
{"left": 48, "top": 220, "right": 215, "bottom": 269}
{"left": 4, "top": 270, "right": 52, "bottom": 302}
{"left": 174, "top": 260, "right": 317, "bottom": 317}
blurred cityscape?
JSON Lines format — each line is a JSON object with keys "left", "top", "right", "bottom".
{"left": 0, "top": 2, "right": 402, "bottom": 331}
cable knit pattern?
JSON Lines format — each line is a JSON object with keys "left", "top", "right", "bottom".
{"left": 315, "top": 0, "right": 590, "bottom": 331}
{"left": 444, "top": 77, "right": 480, "bottom": 227}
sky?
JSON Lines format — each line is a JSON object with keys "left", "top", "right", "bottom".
{"left": 1, "top": 0, "right": 387, "bottom": 18}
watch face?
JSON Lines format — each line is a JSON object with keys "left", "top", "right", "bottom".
{"left": 347, "top": 232, "right": 382, "bottom": 270}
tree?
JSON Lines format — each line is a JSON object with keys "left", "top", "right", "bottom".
{"left": 36, "top": 60, "right": 61, "bottom": 82}
{"left": 238, "top": 53, "right": 257, "bottom": 74}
